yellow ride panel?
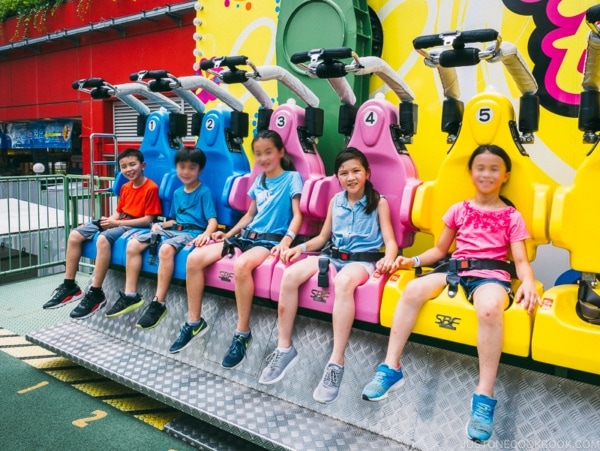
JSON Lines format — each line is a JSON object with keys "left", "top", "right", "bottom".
{"left": 380, "top": 89, "right": 553, "bottom": 357}
{"left": 533, "top": 285, "right": 600, "bottom": 374}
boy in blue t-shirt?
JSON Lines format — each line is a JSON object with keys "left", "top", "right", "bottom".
{"left": 105, "top": 147, "right": 217, "bottom": 329}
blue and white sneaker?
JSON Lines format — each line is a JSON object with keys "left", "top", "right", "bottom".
{"left": 361, "top": 363, "right": 405, "bottom": 401}
{"left": 466, "top": 392, "right": 497, "bottom": 443}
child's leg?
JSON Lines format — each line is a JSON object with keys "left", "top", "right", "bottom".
{"left": 185, "top": 242, "right": 223, "bottom": 322}
{"left": 91, "top": 234, "right": 112, "bottom": 288}
{"left": 64, "top": 229, "right": 88, "bottom": 279}
{"left": 155, "top": 243, "right": 177, "bottom": 301}
{"left": 277, "top": 256, "right": 320, "bottom": 348}
{"left": 472, "top": 283, "right": 507, "bottom": 397}
{"left": 329, "top": 263, "right": 370, "bottom": 366}
{"left": 384, "top": 273, "right": 448, "bottom": 368}
{"left": 124, "top": 238, "right": 150, "bottom": 293}
{"left": 232, "top": 246, "right": 271, "bottom": 332}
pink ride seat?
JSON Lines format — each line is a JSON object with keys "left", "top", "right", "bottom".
{"left": 204, "top": 100, "right": 327, "bottom": 297}
{"left": 270, "top": 96, "right": 421, "bottom": 323}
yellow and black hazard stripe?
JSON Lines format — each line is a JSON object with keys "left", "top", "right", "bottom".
{"left": 0, "top": 327, "right": 180, "bottom": 429}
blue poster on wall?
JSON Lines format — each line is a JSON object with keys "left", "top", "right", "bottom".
{"left": 1, "top": 121, "right": 73, "bottom": 149}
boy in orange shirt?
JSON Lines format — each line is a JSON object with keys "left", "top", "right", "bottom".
{"left": 43, "top": 148, "right": 162, "bottom": 319}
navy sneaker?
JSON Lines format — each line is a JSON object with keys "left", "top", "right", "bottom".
{"left": 136, "top": 299, "right": 167, "bottom": 329}
{"left": 361, "top": 363, "right": 405, "bottom": 401}
{"left": 169, "top": 319, "right": 209, "bottom": 354}
{"left": 466, "top": 393, "right": 497, "bottom": 443}
{"left": 70, "top": 289, "right": 106, "bottom": 319}
{"left": 221, "top": 332, "right": 252, "bottom": 369}
{"left": 43, "top": 283, "right": 83, "bottom": 309}
{"left": 105, "top": 291, "right": 144, "bottom": 318}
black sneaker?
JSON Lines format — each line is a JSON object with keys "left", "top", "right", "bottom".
{"left": 43, "top": 283, "right": 84, "bottom": 309}
{"left": 136, "top": 299, "right": 167, "bottom": 329}
{"left": 70, "top": 289, "right": 106, "bottom": 319}
{"left": 105, "top": 291, "right": 144, "bottom": 318}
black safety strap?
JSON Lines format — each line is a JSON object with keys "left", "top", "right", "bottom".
{"left": 318, "top": 257, "right": 330, "bottom": 288}
{"left": 325, "top": 246, "right": 384, "bottom": 262}
{"left": 240, "top": 228, "right": 285, "bottom": 242}
{"left": 426, "top": 259, "right": 517, "bottom": 298}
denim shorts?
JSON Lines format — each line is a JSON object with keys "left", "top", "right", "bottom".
{"left": 326, "top": 256, "right": 377, "bottom": 276}
{"left": 76, "top": 222, "right": 130, "bottom": 245}
{"left": 136, "top": 229, "right": 195, "bottom": 253}
{"left": 228, "top": 237, "right": 276, "bottom": 253}
{"left": 458, "top": 276, "right": 512, "bottom": 303}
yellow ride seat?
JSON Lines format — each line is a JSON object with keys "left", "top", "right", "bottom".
{"left": 380, "top": 88, "right": 554, "bottom": 357}
{"left": 532, "top": 143, "right": 600, "bottom": 374}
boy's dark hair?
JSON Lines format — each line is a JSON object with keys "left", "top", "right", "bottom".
{"left": 252, "top": 129, "right": 296, "bottom": 188}
{"left": 118, "top": 148, "right": 144, "bottom": 164}
{"left": 468, "top": 144, "right": 515, "bottom": 207}
{"left": 334, "top": 147, "right": 380, "bottom": 215}
{"left": 175, "top": 146, "right": 207, "bottom": 170}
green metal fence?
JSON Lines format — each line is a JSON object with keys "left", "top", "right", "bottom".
{"left": 0, "top": 174, "right": 115, "bottom": 283}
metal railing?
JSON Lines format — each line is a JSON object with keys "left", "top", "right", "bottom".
{"left": 0, "top": 174, "right": 115, "bottom": 282}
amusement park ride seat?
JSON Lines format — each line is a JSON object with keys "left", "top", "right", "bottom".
{"left": 380, "top": 30, "right": 554, "bottom": 357}
{"left": 531, "top": 6, "right": 600, "bottom": 375}
{"left": 269, "top": 48, "right": 421, "bottom": 323}
{"left": 196, "top": 58, "right": 327, "bottom": 299}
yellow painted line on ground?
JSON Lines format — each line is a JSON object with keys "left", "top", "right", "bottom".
{"left": 18, "top": 381, "right": 49, "bottom": 394}
{"left": 0, "top": 329, "right": 180, "bottom": 435}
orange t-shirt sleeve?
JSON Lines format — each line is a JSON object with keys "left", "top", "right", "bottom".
{"left": 116, "top": 179, "right": 162, "bottom": 218}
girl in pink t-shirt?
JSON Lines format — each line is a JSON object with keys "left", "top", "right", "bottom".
{"left": 361, "top": 145, "right": 539, "bottom": 444}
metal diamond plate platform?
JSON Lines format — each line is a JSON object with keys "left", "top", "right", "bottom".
{"left": 27, "top": 270, "right": 600, "bottom": 450}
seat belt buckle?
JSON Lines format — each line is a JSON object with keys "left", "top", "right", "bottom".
{"left": 446, "top": 273, "right": 461, "bottom": 298}
{"left": 318, "top": 257, "right": 330, "bottom": 288}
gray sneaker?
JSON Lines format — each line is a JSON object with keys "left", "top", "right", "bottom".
{"left": 313, "top": 362, "right": 344, "bottom": 404}
{"left": 259, "top": 347, "right": 299, "bottom": 385}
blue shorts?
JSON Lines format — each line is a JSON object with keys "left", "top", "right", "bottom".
{"left": 136, "top": 229, "right": 196, "bottom": 253}
{"left": 76, "top": 222, "right": 131, "bottom": 245}
{"left": 228, "top": 237, "right": 277, "bottom": 252}
{"left": 458, "top": 276, "right": 512, "bottom": 302}
{"left": 325, "top": 256, "right": 377, "bottom": 276}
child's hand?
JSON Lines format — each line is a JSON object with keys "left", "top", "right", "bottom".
{"left": 395, "top": 255, "right": 417, "bottom": 269}
{"left": 515, "top": 279, "right": 539, "bottom": 314}
{"left": 376, "top": 256, "right": 396, "bottom": 273}
{"left": 100, "top": 217, "right": 118, "bottom": 229}
{"left": 211, "top": 231, "right": 226, "bottom": 242}
{"left": 193, "top": 232, "right": 211, "bottom": 247}
{"left": 280, "top": 246, "right": 302, "bottom": 264}
{"left": 270, "top": 243, "right": 289, "bottom": 259}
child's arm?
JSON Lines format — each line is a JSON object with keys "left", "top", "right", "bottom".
{"left": 100, "top": 213, "right": 154, "bottom": 229}
{"left": 193, "top": 217, "right": 218, "bottom": 247}
{"left": 271, "top": 195, "right": 303, "bottom": 257}
{"left": 511, "top": 239, "right": 539, "bottom": 314}
{"left": 395, "top": 225, "right": 455, "bottom": 270}
{"left": 375, "top": 197, "right": 398, "bottom": 274}
{"left": 282, "top": 199, "right": 333, "bottom": 264}
{"left": 212, "top": 200, "right": 258, "bottom": 242}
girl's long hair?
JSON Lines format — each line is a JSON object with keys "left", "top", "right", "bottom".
{"left": 334, "top": 147, "right": 380, "bottom": 215}
{"left": 468, "top": 144, "right": 515, "bottom": 207}
{"left": 252, "top": 129, "right": 295, "bottom": 188}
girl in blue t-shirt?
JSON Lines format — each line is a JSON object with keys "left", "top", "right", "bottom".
{"left": 258, "top": 147, "right": 398, "bottom": 404}
{"left": 169, "top": 130, "right": 303, "bottom": 364}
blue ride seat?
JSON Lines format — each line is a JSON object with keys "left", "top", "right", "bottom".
{"left": 380, "top": 89, "right": 553, "bottom": 357}
{"left": 531, "top": 144, "right": 600, "bottom": 374}
{"left": 200, "top": 99, "right": 327, "bottom": 299}
{"left": 81, "top": 109, "right": 178, "bottom": 264}
{"left": 270, "top": 94, "right": 421, "bottom": 323}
